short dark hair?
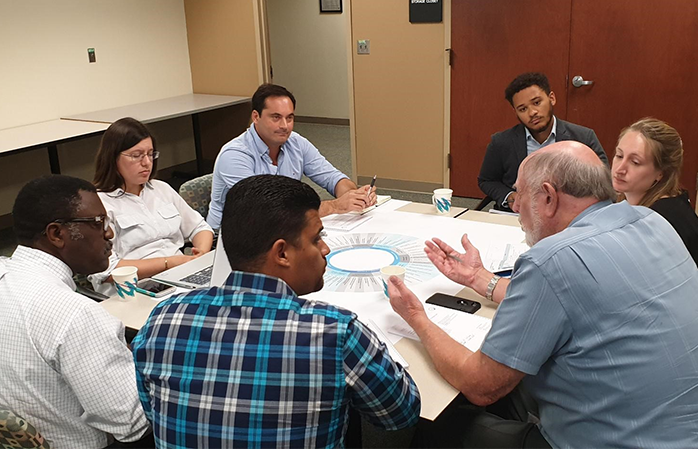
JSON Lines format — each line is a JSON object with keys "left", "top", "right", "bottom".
{"left": 221, "top": 175, "right": 320, "bottom": 271}
{"left": 504, "top": 72, "right": 551, "bottom": 106}
{"left": 93, "top": 117, "right": 158, "bottom": 192}
{"left": 13, "top": 175, "right": 97, "bottom": 245}
{"left": 251, "top": 84, "right": 296, "bottom": 116}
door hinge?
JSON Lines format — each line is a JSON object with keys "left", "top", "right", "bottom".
{"left": 446, "top": 48, "right": 453, "bottom": 67}
{"left": 447, "top": 153, "right": 451, "bottom": 169}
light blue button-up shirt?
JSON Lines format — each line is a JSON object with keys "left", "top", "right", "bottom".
{"left": 524, "top": 116, "right": 557, "bottom": 155}
{"left": 207, "top": 124, "right": 349, "bottom": 228}
{"left": 482, "top": 201, "right": 698, "bottom": 448}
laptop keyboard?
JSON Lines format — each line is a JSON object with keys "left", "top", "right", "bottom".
{"left": 180, "top": 265, "right": 213, "bottom": 286}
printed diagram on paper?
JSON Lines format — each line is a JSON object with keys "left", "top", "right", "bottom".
{"left": 482, "top": 242, "right": 529, "bottom": 273}
{"left": 388, "top": 304, "right": 492, "bottom": 352}
{"left": 323, "top": 233, "right": 439, "bottom": 293}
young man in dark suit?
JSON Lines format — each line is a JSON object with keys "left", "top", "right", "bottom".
{"left": 478, "top": 72, "right": 608, "bottom": 211}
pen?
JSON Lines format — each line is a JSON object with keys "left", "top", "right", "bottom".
{"left": 133, "top": 286, "right": 158, "bottom": 297}
{"left": 150, "top": 278, "right": 196, "bottom": 290}
{"left": 367, "top": 175, "right": 377, "bottom": 204}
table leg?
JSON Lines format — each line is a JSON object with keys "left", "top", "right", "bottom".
{"left": 47, "top": 144, "right": 61, "bottom": 174}
{"left": 192, "top": 113, "right": 203, "bottom": 175}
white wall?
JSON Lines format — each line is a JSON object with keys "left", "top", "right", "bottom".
{"left": 266, "top": 0, "right": 349, "bottom": 120}
{"left": 0, "top": 0, "right": 193, "bottom": 128}
{"left": 0, "top": 0, "right": 195, "bottom": 215}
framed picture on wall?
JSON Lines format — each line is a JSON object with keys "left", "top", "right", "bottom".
{"left": 320, "top": 0, "right": 342, "bottom": 13}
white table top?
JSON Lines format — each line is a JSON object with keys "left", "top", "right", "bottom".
{"left": 459, "top": 209, "right": 521, "bottom": 227}
{"left": 63, "top": 93, "right": 251, "bottom": 125}
{"left": 0, "top": 119, "right": 109, "bottom": 155}
{"left": 396, "top": 201, "right": 468, "bottom": 218}
{"left": 100, "top": 201, "right": 522, "bottom": 421}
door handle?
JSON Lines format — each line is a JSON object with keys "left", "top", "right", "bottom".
{"left": 572, "top": 75, "right": 594, "bottom": 88}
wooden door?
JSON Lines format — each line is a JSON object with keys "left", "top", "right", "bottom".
{"left": 449, "top": 0, "right": 572, "bottom": 198}
{"left": 451, "top": 0, "right": 698, "bottom": 201}
{"left": 566, "top": 0, "right": 698, "bottom": 200}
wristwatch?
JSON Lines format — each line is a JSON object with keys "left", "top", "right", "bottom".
{"left": 485, "top": 274, "right": 501, "bottom": 302}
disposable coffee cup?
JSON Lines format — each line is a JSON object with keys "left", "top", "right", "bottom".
{"left": 380, "top": 265, "right": 406, "bottom": 298}
{"left": 112, "top": 266, "right": 138, "bottom": 300}
{"left": 432, "top": 188, "right": 453, "bottom": 214}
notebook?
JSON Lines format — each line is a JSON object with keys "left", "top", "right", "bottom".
{"left": 360, "top": 194, "right": 391, "bottom": 214}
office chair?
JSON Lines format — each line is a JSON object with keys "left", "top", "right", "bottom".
{"left": 474, "top": 195, "right": 493, "bottom": 211}
{"left": 0, "top": 409, "right": 50, "bottom": 449}
{"left": 179, "top": 173, "right": 213, "bottom": 219}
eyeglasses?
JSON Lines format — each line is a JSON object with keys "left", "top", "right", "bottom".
{"left": 120, "top": 151, "right": 159, "bottom": 163}
{"left": 52, "top": 215, "right": 111, "bottom": 232}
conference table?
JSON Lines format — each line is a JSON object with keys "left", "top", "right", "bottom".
{"left": 63, "top": 93, "right": 251, "bottom": 175}
{"left": 0, "top": 119, "right": 109, "bottom": 173}
{"left": 0, "top": 94, "right": 251, "bottom": 176}
{"left": 100, "top": 199, "right": 524, "bottom": 421}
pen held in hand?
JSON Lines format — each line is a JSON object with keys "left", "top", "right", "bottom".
{"left": 367, "top": 175, "right": 377, "bottom": 205}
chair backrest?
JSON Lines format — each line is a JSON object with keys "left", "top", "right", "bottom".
{"left": 0, "top": 409, "right": 50, "bottom": 449}
{"left": 179, "top": 174, "right": 214, "bottom": 218}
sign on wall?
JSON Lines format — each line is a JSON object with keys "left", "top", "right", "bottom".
{"left": 409, "top": 0, "right": 442, "bottom": 23}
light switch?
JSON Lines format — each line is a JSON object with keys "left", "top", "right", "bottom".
{"left": 357, "top": 39, "right": 370, "bottom": 55}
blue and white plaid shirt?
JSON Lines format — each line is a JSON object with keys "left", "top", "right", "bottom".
{"left": 132, "top": 271, "right": 420, "bottom": 448}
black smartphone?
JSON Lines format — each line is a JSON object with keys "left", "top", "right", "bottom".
{"left": 425, "top": 292, "right": 481, "bottom": 314}
{"left": 136, "top": 278, "right": 177, "bottom": 298}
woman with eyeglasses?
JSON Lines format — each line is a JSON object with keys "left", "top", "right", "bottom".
{"left": 612, "top": 117, "right": 698, "bottom": 264}
{"left": 89, "top": 117, "right": 214, "bottom": 293}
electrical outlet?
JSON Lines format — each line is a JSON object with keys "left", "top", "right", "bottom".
{"left": 357, "top": 39, "right": 370, "bottom": 55}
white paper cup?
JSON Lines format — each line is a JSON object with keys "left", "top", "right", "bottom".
{"left": 112, "top": 266, "right": 138, "bottom": 300}
{"left": 380, "top": 265, "right": 406, "bottom": 298}
{"left": 432, "top": 188, "right": 453, "bottom": 214}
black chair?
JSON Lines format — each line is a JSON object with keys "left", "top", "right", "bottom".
{"left": 474, "top": 196, "right": 493, "bottom": 211}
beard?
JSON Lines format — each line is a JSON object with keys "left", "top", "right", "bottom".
{"left": 521, "top": 202, "right": 545, "bottom": 247}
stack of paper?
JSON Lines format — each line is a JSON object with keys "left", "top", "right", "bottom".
{"left": 387, "top": 304, "right": 492, "bottom": 352}
{"left": 322, "top": 213, "right": 373, "bottom": 232}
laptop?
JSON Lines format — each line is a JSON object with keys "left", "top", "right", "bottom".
{"left": 155, "top": 231, "right": 231, "bottom": 289}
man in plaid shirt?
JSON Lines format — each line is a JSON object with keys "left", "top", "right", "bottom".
{"left": 132, "top": 174, "right": 420, "bottom": 448}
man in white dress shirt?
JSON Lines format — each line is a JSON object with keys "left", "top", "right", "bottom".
{"left": 0, "top": 175, "right": 149, "bottom": 448}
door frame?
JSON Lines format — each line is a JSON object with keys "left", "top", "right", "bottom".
{"left": 442, "top": 0, "right": 452, "bottom": 188}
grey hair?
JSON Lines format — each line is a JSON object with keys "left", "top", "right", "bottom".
{"left": 520, "top": 150, "right": 615, "bottom": 201}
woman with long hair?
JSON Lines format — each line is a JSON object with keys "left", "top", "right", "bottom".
{"left": 612, "top": 117, "right": 698, "bottom": 263}
{"left": 89, "top": 117, "right": 213, "bottom": 293}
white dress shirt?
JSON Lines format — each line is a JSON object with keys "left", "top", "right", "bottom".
{"left": 89, "top": 179, "right": 213, "bottom": 293}
{"left": 0, "top": 246, "right": 149, "bottom": 448}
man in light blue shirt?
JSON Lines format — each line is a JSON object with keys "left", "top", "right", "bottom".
{"left": 388, "top": 141, "right": 698, "bottom": 448}
{"left": 208, "top": 84, "right": 376, "bottom": 229}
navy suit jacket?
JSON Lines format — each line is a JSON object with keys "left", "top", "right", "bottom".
{"left": 477, "top": 118, "right": 607, "bottom": 210}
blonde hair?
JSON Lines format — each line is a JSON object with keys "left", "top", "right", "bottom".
{"left": 616, "top": 117, "right": 683, "bottom": 207}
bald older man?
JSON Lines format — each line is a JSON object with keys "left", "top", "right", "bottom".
{"left": 389, "top": 142, "right": 698, "bottom": 448}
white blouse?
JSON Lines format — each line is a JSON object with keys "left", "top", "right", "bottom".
{"left": 89, "top": 179, "right": 213, "bottom": 292}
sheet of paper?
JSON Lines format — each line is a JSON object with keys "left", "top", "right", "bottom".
{"left": 482, "top": 241, "right": 529, "bottom": 273}
{"left": 322, "top": 213, "right": 373, "bottom": 232}
{"left": 489, "top": 209, "right": 519, "bottom": 216}
{"left": 387, "top": 304, "right": 492, "bottom": 352}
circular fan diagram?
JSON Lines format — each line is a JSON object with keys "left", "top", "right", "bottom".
{"left": 323, "top": 233, "right": 439, "bottom": 293}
